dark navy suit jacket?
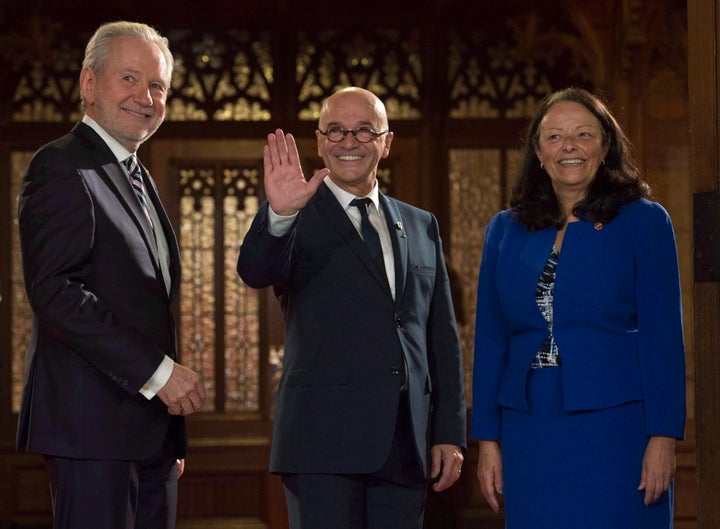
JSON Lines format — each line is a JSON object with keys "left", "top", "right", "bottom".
{"left": 237, "top": 182, "right": 467, "bottom": 476}
{"left": 471, "top": 199, "right": 686, "bottom": 441}
{"left": 16, "top": 122, "right": 185, "bottom": 461}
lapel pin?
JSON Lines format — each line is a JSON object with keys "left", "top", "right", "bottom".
{"left": 395, "top": 221, "right": 403, "bottom": 230}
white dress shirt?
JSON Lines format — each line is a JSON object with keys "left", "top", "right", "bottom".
{"left": 82, "top": 115, "right": 174, "bottom": 399}
{"left": 268, "top": 175, "right": 396, "bottom": 299}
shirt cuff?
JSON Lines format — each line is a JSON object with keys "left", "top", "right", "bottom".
{"left": 268, "top": 206, "right": 298, "bottom": 237}
{"left": 139, "top": 355, "right": 175, "bottom": 399}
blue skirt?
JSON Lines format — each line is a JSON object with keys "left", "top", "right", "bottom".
{"left": 501, "top": 367, "right": 674, "bottom": 529}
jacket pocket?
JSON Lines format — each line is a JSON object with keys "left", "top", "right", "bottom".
{"left": 414, "top": 264, "right": 435, "bottom": 275}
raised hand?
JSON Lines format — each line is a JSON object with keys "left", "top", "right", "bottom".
{"left": 263, "top": 128, "right": 329, "bottom": 215}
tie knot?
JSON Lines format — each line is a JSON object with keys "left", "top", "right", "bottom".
{"left": 351, "top": 197, "right": 373, "bottom": 215}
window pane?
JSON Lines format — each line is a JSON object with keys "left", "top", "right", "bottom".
{"left": 178, "top": 163, "right": 262, "bottom": 412}
{"left": 448, "top": 148, "right": 509, "bottom": 404}
{"left": 223, "top": 169, "right": 261, "bottom": 412}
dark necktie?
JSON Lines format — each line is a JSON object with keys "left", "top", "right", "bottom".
{"left": 350, "top": 198, "right": 385, "bottom": 273}
{"left": 124, "top": 155, "right": 153, "bottom": 229}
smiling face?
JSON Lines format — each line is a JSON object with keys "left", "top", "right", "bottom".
{"left": 80, "top": 35, "right": 170, "bottom": 153}
{"left": 315, "top": 88, "right": 393, "bottom": 196}
{"left": 534, "top": 101, "right": 609, "bottom": 207}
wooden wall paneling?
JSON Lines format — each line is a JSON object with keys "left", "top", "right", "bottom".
{"left": 675, "top": 420, "right": 698, "bottom": 527}
{"left": 0, "top": 145, "right": 11, "bottom": 447}
{"left": 688, "top": 0, "right": 720, "bottom": 526}
{"left": 0, "top": 140, "right": 52, "bottom": 528}
{"left": 0, "top": 3, "right": 702, "bottom": 527}
{"left": 0, "top": 452, "right": 52, "bottom": 527}
{"left": 0, "top": 144, "right": 15, "bottom": 522}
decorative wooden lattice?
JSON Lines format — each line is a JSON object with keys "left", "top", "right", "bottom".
{"left": 7, "top": 20, "right": 593, "bottom": 411}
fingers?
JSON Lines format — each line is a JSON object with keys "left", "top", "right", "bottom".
{"left": 493, "top": 471, "right": 504, "bottom": 501}
{"left": 308, "top": 168, "right": 331, "bottom": 190}
{"left": 285, "top": 131, "right": 300, "bottom": 166}
{"left": 169, "top": 386, "right": 205, "bottom": 416}
{"left": 476, "top": 441, "right": 503, "bottom": 513}
{"left": 263, "top": 128, "right": 321, "bottom": 216}
{"left": 262, "top": 145, "right": 273, "bottom": 176}
{"left": 638, "top": 480, "right": 662, "bottom": 506}
{"left": 431, "top": 464, "right": 461, "bottom": 492}
{"left": 637, "top": 474, "right": 649, "bottom": 505}
{"left": 638, "top": 472, "right": 671, "bottom": 506}
{"left": 265, "top": 129, "right": 294, "bottom": 169}
{"left": 477, "top": 465, "right": 501, "bottom": 513}
{"left": 639, "top": 436, "right": 676, "bottom": 505}
{"left": 169, "top": 390, "right": 204, "bottom": 416}
{"left": 430, "top": 444, "right": 464, "bottom": 492}
{"left": 158, "top": 363, "right": 207, "bottom": 416}
{"left": 265, "top": 129, "right": 283, "bottom": 170}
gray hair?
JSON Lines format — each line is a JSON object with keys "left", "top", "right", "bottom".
{"left": 83, "top": 21, "right": 174, "bottom": 80}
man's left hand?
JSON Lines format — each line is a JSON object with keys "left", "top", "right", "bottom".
{"left": 430, "top": 444, "right": 464, "bottom": 492}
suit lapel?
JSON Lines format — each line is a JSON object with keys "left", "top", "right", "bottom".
{"left": 379, "top": 195, "right": 407, "bottom": 302}
{"left": 72, "top": 123, "right": 165, "bottom": 287}
{"left": 103, "top": 160, "right": 158, "bottom": 251}
{"left": 314, "top": 183, "right": 391, "bottom": 294}
{"left": 143, "top": 166, "right": 181, "bottom": 298}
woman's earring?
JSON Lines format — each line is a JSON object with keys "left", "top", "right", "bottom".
{"left": 540, "top": 162, "right": 544, "bottom": 170}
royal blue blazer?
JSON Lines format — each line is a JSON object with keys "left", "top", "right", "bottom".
{"left": 470, "top": 199, "right": 686, "bottom": 441}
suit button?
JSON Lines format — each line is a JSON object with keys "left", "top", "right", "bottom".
{"left": 391, "top": 366, "right": 401, "bottom": 375}
{"left": 395, "top": 318, "right": 402, "bottom": 328}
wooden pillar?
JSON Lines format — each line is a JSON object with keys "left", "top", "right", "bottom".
{"left": 688, "top": 0, "right": 720, "bottom": 526}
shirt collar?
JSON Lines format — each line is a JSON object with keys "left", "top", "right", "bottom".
{"left": 324, "top": 175, "right": 381, "bottom": 211}
{"left": 82, "top": 115, "right": 133, "bottom": 163}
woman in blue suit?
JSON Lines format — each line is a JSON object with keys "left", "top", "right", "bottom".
{"left": 471, "top": 87, "right": 685, "bottom": 528}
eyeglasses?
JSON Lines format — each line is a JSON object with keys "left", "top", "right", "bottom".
{"left": 318, "top": 127, "right": 389, "bottom": 143}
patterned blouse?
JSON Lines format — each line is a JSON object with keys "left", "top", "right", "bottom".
{"left": 531, "top": 246, "right": 561, "bottom": 368}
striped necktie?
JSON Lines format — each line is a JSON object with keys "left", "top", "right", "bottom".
{"left": 124, "top": 155, "right": 153, "bottom": 230}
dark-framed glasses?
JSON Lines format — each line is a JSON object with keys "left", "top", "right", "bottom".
{"left": 318, "top": 127, "right": 389, "bottom": 143}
